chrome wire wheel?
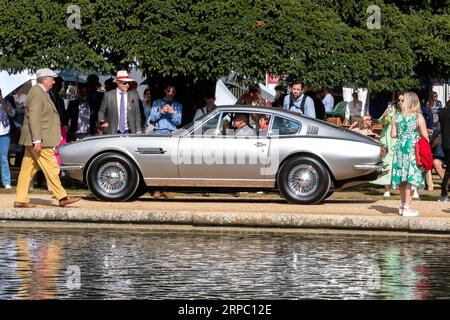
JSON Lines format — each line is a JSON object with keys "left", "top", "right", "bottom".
{"left": 96, "top": 162, "right": 128, "bottom": 194}
{"left": 287, "top": 164, "right": 319, "bottom": 197}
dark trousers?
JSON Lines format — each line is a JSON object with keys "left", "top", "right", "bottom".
{"left": 441, "top": 147, "right": 450, "bottom": 196}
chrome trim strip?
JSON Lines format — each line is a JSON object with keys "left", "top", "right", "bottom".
{"left": 354, "top": 164, "right": 384, "bottom": 171}
{"left": 144, "top": 178, "right": 275, "bottom": 187}
{"left": 59, "top": 165, "right": 84, "bottom": 171}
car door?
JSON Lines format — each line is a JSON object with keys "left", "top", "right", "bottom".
{"left": 133, "top": 135, "right": 180, "bottom": 186}
{"left": 177, "top": 112, "right": 272, "bottom": 187}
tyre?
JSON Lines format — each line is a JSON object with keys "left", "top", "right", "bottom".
{"left": 131, "top": 180, "right": 148, "bottom": 200}
{"left": 277, "top": 156, "right": 330, "bottom": 204}
{"left": 323, "top": 192, "right": 334, "bottom": 201}
{"left": 86, "top": 152, "right": 140, "bottom": 201}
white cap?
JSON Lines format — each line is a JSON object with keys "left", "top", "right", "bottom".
{"left": 36, "top": 68, "right": 57, "bottom": 79}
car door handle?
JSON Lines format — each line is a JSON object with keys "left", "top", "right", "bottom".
{"left": 254, "top": 142, "right": 266, "bottom": 147}
{"left": 135, "top": 148, "right": 167, "bottom": 154}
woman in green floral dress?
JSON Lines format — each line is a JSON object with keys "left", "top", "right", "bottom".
{"left": 391, "top": 92, "right": 429, "bottom": 216}
{"left": 372, "top": 94, "right": 402, "bottom": 197}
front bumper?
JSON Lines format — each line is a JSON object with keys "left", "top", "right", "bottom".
{"left": 59, "top": 164, "right": 84, "bottom": 181}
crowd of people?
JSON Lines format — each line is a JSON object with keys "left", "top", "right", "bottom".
{"left": 1, "top": 69, "right": 448, "bottom": 213}
{"left": 371, "top": 91, "right": 450, "bottom": 216}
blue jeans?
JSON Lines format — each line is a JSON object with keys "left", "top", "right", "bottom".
{"left": 0, "top": 134, "right": 11, "bottom": 186}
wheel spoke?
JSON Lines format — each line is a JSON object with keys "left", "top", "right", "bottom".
{"left": 288, "top": 164, "right": 319, "bottom": 197}
{"left": 96, "top": 162, "right": 128, "bottom": 194}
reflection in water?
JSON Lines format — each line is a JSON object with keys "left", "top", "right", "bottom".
{"left": 15, "top": 235, "right": 63, "bottom": 299}
{"left": 0, "top": 229, "right": 449, "bottom": 299}
{"left": 378, "top": 247, "right": 431, "bottom": 300}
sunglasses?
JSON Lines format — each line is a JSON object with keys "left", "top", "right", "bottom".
{"left": 118, "top": 81, "right": 130, "bottom": 85}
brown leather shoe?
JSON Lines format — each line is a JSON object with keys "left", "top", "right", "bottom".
{"left": 59, "top": 196, "right": 81, "bottom": 207}
{"left": 14, "top": 201, "right": 37, "bottom": 208}
{"left": 153, "top": 191, "right": 162, "bottom": 199}
{"left": 161, "top": 192, "right": 174, "bottom": 199}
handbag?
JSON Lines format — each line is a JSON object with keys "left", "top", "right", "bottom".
{"left": 414, "top": 115, "right": 433, "bottom": 172}
{"left": 144, "top": 117, "right": 154, "bottom": 134}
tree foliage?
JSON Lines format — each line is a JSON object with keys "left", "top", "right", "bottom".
{"left": 0, "top": 0, "right": 448, "bottom": 90}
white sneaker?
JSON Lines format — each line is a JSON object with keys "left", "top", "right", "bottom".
{"left": 402, "top": 208, "right": 419, "bottom": 217}
{"left": 383, "top": 191, "right": 390, "bottom": 198}
{"left": 4, "top": 184, "right": 11, "bottom": 189}
{"left": 412, "top": 189, "right": 419, "bottom": 199}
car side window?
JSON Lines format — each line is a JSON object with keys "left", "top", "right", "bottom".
{"left": 190, "top": 113, "right": 221, "bottom": 136}
{"left": 271, "top": 116, "right": 301, "bottom": 136}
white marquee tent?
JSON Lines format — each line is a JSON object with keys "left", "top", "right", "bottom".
{"left": 0, "top": 70, "right": 36, "bottom": 97}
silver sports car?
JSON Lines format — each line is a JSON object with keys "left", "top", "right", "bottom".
{"left": 59, "top": 106, "right": 385, "bottom": 204}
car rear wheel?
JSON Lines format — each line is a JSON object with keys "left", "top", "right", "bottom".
{"left": 86, "top": 152, "right": 140, "bottom": 201}
{"left": 277, "top": 156, "right": 330, "bottom": 204}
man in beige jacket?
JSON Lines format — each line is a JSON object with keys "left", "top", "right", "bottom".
{"left": 14, "top": 68, "right": 80, "bottom": 208}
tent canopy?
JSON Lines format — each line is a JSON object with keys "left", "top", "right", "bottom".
{"left": 258, "top": 83, "right": 275, "bottom": 102}
{"left": 215, "top": 79, "right": 237, "bottom": 106}
{"left": 0, "top": 70, "right": 36, "bottom": 97}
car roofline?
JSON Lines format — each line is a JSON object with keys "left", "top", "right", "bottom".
{"left": 215, "top": 105, "right": 305, "bottom": 120}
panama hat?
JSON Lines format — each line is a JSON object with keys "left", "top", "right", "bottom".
{"left": 36, "top": 68, "right": 57, "bottom": 79}
{"left": 113, "top": 70, "right": 134, "bottom": 83}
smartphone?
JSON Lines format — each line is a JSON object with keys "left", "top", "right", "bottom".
{"left": 387, "top": 102, "right": 393, "bottom": 113}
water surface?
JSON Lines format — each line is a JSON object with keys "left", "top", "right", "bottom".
{"left": 0, "top": 228, "right": 449, "bottom": 299}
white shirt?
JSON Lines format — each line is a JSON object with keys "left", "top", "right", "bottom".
{"left": 322, "top": 93, "right": 334, "bottom": 112}
{"left": 283, "top": 94, "right": 316, "bottom": 118}
{"left": 116, "top": 89, "right": 129, "bottom": 131}
{"left": 193, "top": 106, "right": 208, "bottom": 121}
{"left": 38, "top": 84, "right": 50, "bottom": 95}
{"left": 346, "top": 100, "right": 364, "bottom": 118}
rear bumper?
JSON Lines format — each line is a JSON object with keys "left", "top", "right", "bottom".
{"left": 353, "top": 162, "right": 385, "bottom": 171}
{"left": 332, "top": 162, "right": 386, "bottom": 190}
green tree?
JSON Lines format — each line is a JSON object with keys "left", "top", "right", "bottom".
{"left": 0, "top": 0, "right": 448, "bottom": 91}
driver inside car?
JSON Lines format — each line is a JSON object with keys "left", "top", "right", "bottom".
{"left": 232, "top": 113, "right": 256, "bottom": 136}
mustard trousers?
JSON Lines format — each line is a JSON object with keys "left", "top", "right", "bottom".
{"left": 15, "top": 146, "right": 67, "bottom": 203}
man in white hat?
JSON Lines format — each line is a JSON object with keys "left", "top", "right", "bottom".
{"left": 98, "top": 70, "right": 142, "bottom": 134}
{"left": 14, "top": 68, "right": 81, "bottom": 208}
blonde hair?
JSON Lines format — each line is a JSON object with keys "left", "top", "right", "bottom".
{"left": 355, "top": 117, "right": 365, "bottom": 130}
{"left": 401, "top": 92, "right": 421, "bottom": 116}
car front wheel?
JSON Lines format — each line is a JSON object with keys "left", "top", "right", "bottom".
{"left": 277, "top": 156, "right": 330, "bottom": 204}
{"left": 86, "top": 152, "right": 140, "bottom": 201}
